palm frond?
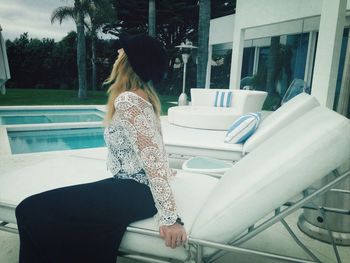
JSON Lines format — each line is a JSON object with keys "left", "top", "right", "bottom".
{"left": 84, "top": 0, "right": 117, "bottom": 34}
{"left": 51, "top": 6, "right": 77, "bottom": 24}
{"left": 84, "top": 19, "right": 93, "bottom": 32}
{"left": 80, "top": 0, "right": 94, "bottom": 17}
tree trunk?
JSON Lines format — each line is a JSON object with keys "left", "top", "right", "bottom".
{"left": 197, "top": 0, "right": 210, "bottom": 89}
{"left": 76, "top": 1, "right": 87, "bottom": 99}
{"left": 266, "top": 36, "right": 280, "bottom": 94}
{"left": 91, "top": 34, "right": 97, "bottom": 91}
{"left": 148, "top": 0, "right": 156, "bottom": 37}
{"left": 337, "top": 37, "right": 350, "bottom": 118}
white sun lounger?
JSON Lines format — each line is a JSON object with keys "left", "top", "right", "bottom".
{"left": 0, "top": 105, "right": 349, "bottom": 263}
{"left": 163, "top": 93, "right": 320, "bottom": 163}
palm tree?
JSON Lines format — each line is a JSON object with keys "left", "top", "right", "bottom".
{"left": 266, "top": 36, "right": 280, "bottom": 95}
{"left": 51, "top": 0, "right": 89, "bottom": 99}
{"left": 197, "top": 0, "right": 211, "bottom": 88}
{"left": 84, "top": 1, "right": 115, "bottom": 91}
{"left": 148, "top": 0, "right": 156, "bottom": 37}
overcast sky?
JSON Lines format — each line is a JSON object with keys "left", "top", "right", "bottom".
{"left": 0, "top": 0, "right": 109, "bottom": 41}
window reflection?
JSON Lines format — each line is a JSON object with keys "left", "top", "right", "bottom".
{"left": 210, "top": 42, "right": 232, "bottom": 89}
{"left": 241, "top": 33, "right": 309, "bottom": 110}
{"left": 334, "top": 28, "right": 349, "bottom": 115}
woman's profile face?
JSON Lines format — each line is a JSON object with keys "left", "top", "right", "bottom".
{"left": 114, "top": 49, "right": 125, "bottom": 66}
{"left": 118, "top": 48, "right": 124, "bottom": 56}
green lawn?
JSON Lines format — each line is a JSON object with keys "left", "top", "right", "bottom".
{"left": 0, "top": 89, "right": 178, "bottom": 115}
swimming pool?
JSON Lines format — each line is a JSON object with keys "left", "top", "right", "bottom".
{"left": 0, "top": 109, "right": 104, "bottom": 125}
{"left": 8, "top": 127, "right": 105, "bottom": 154}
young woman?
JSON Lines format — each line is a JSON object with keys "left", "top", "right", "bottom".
{"left": 15, "top": 33, "right": 186, "bottom": 263}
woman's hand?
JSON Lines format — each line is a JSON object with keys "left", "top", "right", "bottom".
{"left": 159, "top": 223, "right": 187, "bottom": 249}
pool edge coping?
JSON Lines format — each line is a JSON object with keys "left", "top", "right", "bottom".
{"left": 0, "top": 126, "right": 11, "bottom": 155}
{"left": 0, "top": 105, "right": 107, "bottom": 156}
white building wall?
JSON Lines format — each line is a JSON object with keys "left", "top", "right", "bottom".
{"left": 226, "top": 0, "right": 350, "bottom": 109}
{"left": 310, "top": 0, "right": 347, "bottom": 107}
{"left": 236, "top": 0, "right": 322, "bottom": 29}
{"left": 244, "top": 17, "right": 320, "bottom": 40}
{"left": 207, "top": 1, "right": 350, "bottom": 105}
{"left": 209, "top": 16, "right": 323, "bottom": 45}
{"left": 209, "top": 15, "right": 235, "bottom": 45}
{"left": 230, "top": 0, "right": 326, "bottom": 92}
{"left": 208, "top": 11, "right": 350, "bottom": 44}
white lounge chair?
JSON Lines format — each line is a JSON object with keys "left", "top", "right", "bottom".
{"left": 0, "top": 104, "right": 349, "bottom": 263}
{"left": 163, "top": 93, "right": 320, "bottom": 163}
{"left": 168, "top": 89, "right": 267, "bottom": 130}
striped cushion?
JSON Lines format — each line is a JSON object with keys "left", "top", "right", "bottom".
{"left": 225, "top": 112, "right": 261, "bottom": 144}
{"left": 214, "top": 91, "right": 232, "bottom": 107}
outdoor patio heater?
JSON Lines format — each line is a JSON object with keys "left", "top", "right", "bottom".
{"left": 176, "top": 40, "right": 197, "bottom": 106}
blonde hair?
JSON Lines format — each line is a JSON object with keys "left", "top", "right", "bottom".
{"left": 104, "top": 52, "right": 162, "bottom": 124}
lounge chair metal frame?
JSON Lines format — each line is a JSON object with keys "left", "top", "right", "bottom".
{"left": 1, "top": 168, "right": 349, "bottom": 263}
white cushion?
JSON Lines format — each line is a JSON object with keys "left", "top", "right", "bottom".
{"left": 161, "top": 116, "right": 244, "bottom": 161}
{"left": 190, "top": 89, "right": 267, "bottom": 113}
{"left": 243, "top": 93, "right": 319, "bottom": 153}
{"left": 225, "top": 112, "right": 261, "bottom": 144}
{"left": 0, "top": 156, "right": 110, "bottom": 223}
{"left": 120, "top": 171, "right": 218, "bottom": 260}
{"left": 0, "top": 157, "right": 218, "bottom": 261}
{"left": 191, "top": 88, "right": 214, "bottom": 107}
{"left": 168, "top": 106, "right": 241, "bottom": 130}
{"left": 191, "top": 106, "right": 350, "bottom": 256}
{"left": 232, "top": 90, "right": 267, "bottom": 114}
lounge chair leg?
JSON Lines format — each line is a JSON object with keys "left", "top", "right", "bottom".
{"left": 320, "top": 208, "right": 342, "bottom": 263}
{"left": 280, "top": 219, "right": 321, "bottom": 262}
{"left": 196, "top": 244, "right": 203, "bottom": 263}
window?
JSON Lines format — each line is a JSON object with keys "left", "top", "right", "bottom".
{"left": 241, "top": 47, "right": 255, "bottom": 85}
{"left": 333, "top": 28, "right": 349, "bottom": 116}
{"left": 210, "top": 43, "right": 232, "bottom": 89}
{"left": 241, "top": 33, "right": 309, "bottom": 110}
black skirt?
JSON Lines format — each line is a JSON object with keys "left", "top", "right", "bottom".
{"left": 15, "top": 178, "right": 157, "bottom": 263}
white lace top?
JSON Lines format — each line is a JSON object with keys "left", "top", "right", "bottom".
{"left": 104, "top": 91, "right": 178, "bottom": 226}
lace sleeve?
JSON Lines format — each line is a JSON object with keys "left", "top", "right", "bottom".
{"left": 115, "top": 92, "right": 178, "bottom": 226}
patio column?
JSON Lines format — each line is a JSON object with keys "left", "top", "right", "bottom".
{"left": 311, "top": 0, "right": 346, "bottom": 108}
{"left": 304, "top": 32, "right": 317, "bottom": 87}
{"left": 205, "top": 45, "right": 212, "bottom": 89}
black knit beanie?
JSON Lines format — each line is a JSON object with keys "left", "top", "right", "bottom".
{"left": 118, "top": 33, "right": 168, "bottom": 84}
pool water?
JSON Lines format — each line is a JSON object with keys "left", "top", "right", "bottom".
{"left": 0, "top": 109, "right": 104, "bottom": 125}
{"left": 8, "top": 127, "right": 106, "bottom": 154}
